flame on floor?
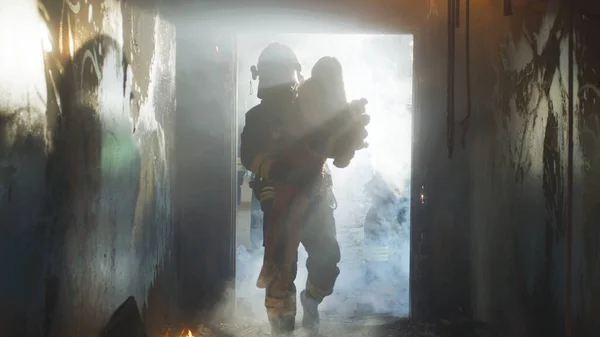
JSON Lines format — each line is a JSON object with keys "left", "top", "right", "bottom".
{"left": 171, "top": 326, "right": 215, "bottom": 337}
{"left": 163, "top": 329, "right": 194, "bottom": 337}
{"left": 178, "top": 329, "right": 194, "bottom": 337}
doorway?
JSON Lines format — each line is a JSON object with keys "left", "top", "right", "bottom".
{"left": 234, "top": 33, "right": 413, "bottom": 322}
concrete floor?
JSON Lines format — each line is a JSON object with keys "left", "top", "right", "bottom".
{"left": 192, "top": 316, "right": 440, "bottom": 337}
{"left": 209, "top": 319, "right": 403, "bottom": 337}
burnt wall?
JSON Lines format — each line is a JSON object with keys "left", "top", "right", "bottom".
{"left": 0, "top": 0, "right": 178, "bottom": 336}
{"left": 412, "top": 0, "right": 600, "bottom": 336}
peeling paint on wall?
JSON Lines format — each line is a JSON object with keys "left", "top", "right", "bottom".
{"left": 413, "top": 0, "right": 600, "bottom": 335}
{"left": 0, "top": 0, "right": 176, "bottom": 336}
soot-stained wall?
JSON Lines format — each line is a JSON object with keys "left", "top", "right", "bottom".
{"left": 174, "top": 25, "right": 237, "bottom": 321}
{"left": 412, "top": 0, "right": 600, "bottom": 336}
{"left": 0, "top": 0, "right": 177, "bottom": 336}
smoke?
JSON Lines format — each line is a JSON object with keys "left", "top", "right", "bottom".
{"left": 236, "top": 33, "right": 413, "bottom": 321}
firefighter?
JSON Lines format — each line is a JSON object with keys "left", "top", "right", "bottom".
{"left": 240, "top": 42, "right": 304, "bottom": 335}
{"left": 240, "top": 42, "right": 311, "bottom": 335}
{"left": 240, "top": 43, "right": 368, "bottom": 336}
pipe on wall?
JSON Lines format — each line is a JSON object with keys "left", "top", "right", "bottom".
{"left": 565, "top": 0, "right": 575, "bottom": 336}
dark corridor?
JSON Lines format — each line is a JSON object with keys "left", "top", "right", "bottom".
{"left": 1, "top": 0, "right": 600, "bottom": 336}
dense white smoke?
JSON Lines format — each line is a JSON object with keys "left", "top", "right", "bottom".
{"left": 235, "top": 34, "right": 413, "bottom": 321}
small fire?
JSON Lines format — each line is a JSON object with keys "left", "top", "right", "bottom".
{"left": 165, "top": 329, "right": 194, "bottom": 337}
{"left": 173, "top": 329, "right": 194, "bottom": 337}
{"left": 163, "top": 328, "right": 197, "bottom": 337}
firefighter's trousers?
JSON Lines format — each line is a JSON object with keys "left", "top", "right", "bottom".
{"left": 264, "top": 188, "right": 341, "bottom": 320}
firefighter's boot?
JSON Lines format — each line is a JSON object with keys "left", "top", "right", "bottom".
{"left": 268, "top": 315, "right": 295, "bottom": 336}
{"left": 266, "top": 282, "right": 297, "bottom": 336}
{"left": 300, "top": 290, "right": 320, "bottom": 336}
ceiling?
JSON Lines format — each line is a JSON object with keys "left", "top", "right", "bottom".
{"left": 155, "top": 0, "right": 430, "bottom": 34}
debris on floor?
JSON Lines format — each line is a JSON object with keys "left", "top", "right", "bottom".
{"left": 182, "top": 315, "right": 502, "bottom": 337}
{"left": 378, "top": 319, "right": 438, "bottom": 337}
{"left": 102, "top": 296, "right": 147, "bottom": 337}
{"left": 378, "top": 317, "right": 500, "bottom": 337}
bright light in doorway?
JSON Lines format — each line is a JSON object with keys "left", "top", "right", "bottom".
{"left": 235, "top": 33, "right": 413, "bottom": 318}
